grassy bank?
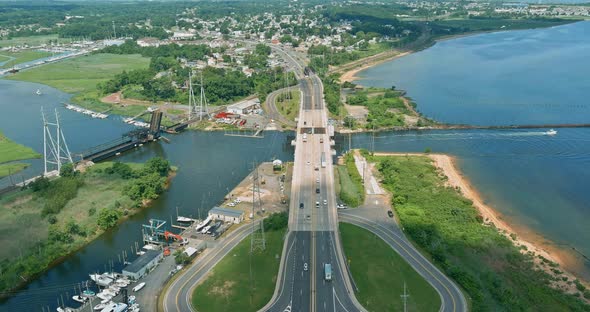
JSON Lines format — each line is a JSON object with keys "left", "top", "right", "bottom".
{"left": 7, "top": 53, "right": 150, "bottom": 93}
{"left": 0, "top": 50, "right": 52, "bottom": 69}
{"left": 275, "top": 89, "right": 300, "bottom": 122}
{"left": 192, "top": 212, "right": 287, "bottom": 312}
{"left": 0, "top": 131, "right": 40, "bottom": 178}
{"left": 368, "top": 154, "right": 589, "bottom": 310}
{"left": 336, "top": 153, "right": 365, "bottom": 207}
{"left": 0, "top": 35, "right": 71, "bottom": 48}
{"left": 340, "top": 222, "right": 440, "bottom": 311}
{"left": 0, "top": 158, "right": 174, "bottom": 293}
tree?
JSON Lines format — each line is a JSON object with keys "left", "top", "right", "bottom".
{"left": 145, "top": 157, "right": 170, "bottom": 177}
{"left": 59, "top": 163, "right": 75, "bottom": 178}
{"left": 97, "top": 208, "right": 122, "bottom": 230}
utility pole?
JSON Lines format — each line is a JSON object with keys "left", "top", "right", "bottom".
{"left": 197, "top": 72, "right": 210, "bottom": 121}
{"left": 42, "top": 108, "right": 72, "bottom": 175}
{"left": 401, "top": 282, "right": 409, "bottom": 312}
{"left": 112, "top": 21, "right": 117, "bottom": 39}
{"left": 250, "top": 161, "right": 265, "bottom": 252}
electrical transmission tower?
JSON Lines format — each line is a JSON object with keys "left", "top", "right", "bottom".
{"left": 42, "top": 108, "right": 72, "bottom": 175}
{"left": 250, "top": 162, "right": 265, "bottom": 252}
{"left": 112, "top": 21, "right": 117, "bottom": 39}
{"left": 188, "top": 70, "right": 198, "bottom": 120}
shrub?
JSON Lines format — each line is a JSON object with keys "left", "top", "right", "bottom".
{"left": 97, "top": 208, "right": 122, "bottom": 230}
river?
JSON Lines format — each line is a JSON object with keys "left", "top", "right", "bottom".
{"left": 1, "top": 22, "right": 590, "bottom": 311}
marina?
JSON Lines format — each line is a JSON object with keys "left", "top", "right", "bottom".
{"left": 64, "top": 103, "right": 109, "bottom": 119}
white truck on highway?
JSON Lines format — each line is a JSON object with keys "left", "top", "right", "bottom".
{"left": 321, "top": 152, "right": 326, "bottom": 168}
{"left": 303, "top": 133, "right": 307, "bottom": 142}
{"left": 324, "top": 263, "right": 332, "bottom": 281}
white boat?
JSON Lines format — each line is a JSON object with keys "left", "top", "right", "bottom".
{"left": 72, "top": 295, "right": 88, "bottom": 303}
{"left": 545, "top": 129, "right": 557, "bottom": 136}
{"left": 36, "top": 89, "right": 42, "bottom": 95}
{"left": 96, "top": 292, "right": 113, "bottom": 301}
{"left": 177, "top": 216, "right": 193, "bottom": 223}
{"left": 133, "top": 282, "right": 146, "bottom": 292}
{"left": 90, "top": 274, "right": 113, "bottom": 287}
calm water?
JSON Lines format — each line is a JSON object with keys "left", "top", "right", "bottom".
{"left": 2, "top": 23, "right": 590, "bottom": 310}
{"left": 356, "top": 21, "right": 590, "bottom": 126}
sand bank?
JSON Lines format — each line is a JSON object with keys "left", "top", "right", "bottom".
{"left": 373, "top": 152, "right": 589, "bottom": 293}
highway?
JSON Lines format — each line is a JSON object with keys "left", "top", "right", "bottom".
{"left": 162, "top": 222, "right": 258, "bottom": 312}
{"left": 263, "top": 65, "right": 366, "bottom": 311}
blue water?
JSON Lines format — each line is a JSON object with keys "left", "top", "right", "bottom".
{"left": 354, "top": 21, "right": 590, "bottom": 279}
{"left": 356, "top": 21, "right": 590, "bottom": 126}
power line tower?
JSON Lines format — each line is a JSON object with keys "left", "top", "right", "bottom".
{"left": 112, "top": 21, "right": 117, "bottom": 39}
{"left": 188, "top": 70, "right": 198, "bottom": 120}
{"left": 250, "top": 162, "right": 265, "bottom": 253}
{"left": 401, "top": 282, "right": 410, "bottom": 312}
{"left": 195, "top": 72, "right": 210, "bottom": 121}
{"left": 42, "top": 108, "right": 72, "bottom": 175}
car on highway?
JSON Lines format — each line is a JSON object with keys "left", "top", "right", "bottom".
{"left": 315, "top": 201, "right": 320, "bottom": 208}
{"left": 337, "top": 204, "right": 347, "bottom": 209}
{"left": 387, "top": 210, "right": 394, "bottom": 218}
{"left": 299, "top": 203, "right": 304, "bottom": 209}
{"left": 323, "top": 199, "right": 327, "bottom": 205}
{"left": 316, "top": 188, "right": 320, "bottom": 194}
{"left": 316, "top": 178, "right": 320, "bottom": 183}
{"left": 320, "top": 137, "right": 324, "bottom": 143}
{"left": 304, "top": 263, "right": 308, "bottom": 271}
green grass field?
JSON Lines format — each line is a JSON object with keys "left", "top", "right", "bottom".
{"left": 0, "top": 132, "right": 40, "bottom": 178}
{"left": 0, "top": 162, "right": 135, "bottom": 261}
{"left": 0, "top": 50, "right": 52, "bottom": 69}
{"left": 336, "top": 153, "right": 365, "bottom": 207}
{"left": 340, "top": 222, "right": 440, "bottom": 311}
{"left": 0, "top": 34, "right": 71, "bottom": 48}
{"left": 192, "top": 229, "right": 285, "bottom": 312}
{"left": 276, "top": 89, "right": 301, "bottom": 122}
{"left": 7, "top": 53, "right": 150, "bottom": 93}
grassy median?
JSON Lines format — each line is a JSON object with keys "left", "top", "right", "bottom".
{"left": 340, "top": 222, "right": 440, "bottom": 312}
{"left": 192, "top": 213, "right": 287, "bottom": 312}
{"left": 275, "top": 89, "right": 300, "bottom": 122}
{"left": 336, "top": 152, "right": 365, "bottom": 207}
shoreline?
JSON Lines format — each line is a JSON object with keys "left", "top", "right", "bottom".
{"left": 373, "top": 152, "right": 589, "bottom": 290}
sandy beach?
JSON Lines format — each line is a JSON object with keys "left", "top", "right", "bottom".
{"left": 338, "top": 51, "right": 411, "bottom": 84}
{"left": 373, "top": 152, "right": 589, "bottom": 293}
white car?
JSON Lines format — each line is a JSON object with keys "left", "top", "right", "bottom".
{"left": 323, "top": 199, "right": 327, "bottom": 205}
{"left": 315, "top": 201, "right": 320, "bottom": 208}
{"left": 304, "top": 263, "right": 308, "bottom": 271}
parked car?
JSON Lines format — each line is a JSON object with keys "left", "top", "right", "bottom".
{"left": 387, "top": 210, "right": 394, "bottom": 218}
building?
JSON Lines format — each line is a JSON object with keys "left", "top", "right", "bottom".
{"left": 227, "top": 98, "right": 260, "bottom": 115}
{"left": 172, "top": 32, "right": 195, "bottom": 40}
{"left": 208, "top": 207, "right": 244, "bottom": 224}
{"left": 122, "top": 250, "right": 163, "bottom": 280}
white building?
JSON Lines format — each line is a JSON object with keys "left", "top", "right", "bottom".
{"left": 208, "top": 207, "right": 244, "bottom": 224}
{"left": 227, "top": 98, "right": 260, "bottom": 115}
{"left": 172, "top": 31, "right": 195, "bottom": 40}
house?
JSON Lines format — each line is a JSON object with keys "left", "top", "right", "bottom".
{"left": 208, "top": 207, "right": 244, "bottom": 224}
{"left": 172, "top": 31, "right": 195, "bottom": 40}
{"left": 122, "top": 250, "right": 163, "bottom": 280}
{"left": 227, "top": 98, "right": 260, "bottom": 115}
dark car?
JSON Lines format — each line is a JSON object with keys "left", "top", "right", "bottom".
{"left": 316, "top": 188, "right": 320, "bottom": 194}
{"left": 300, "top": 203, "right": 304, "bottom": 209}
{"left": 387, "top": 210, "right": 394, "bottom": 218}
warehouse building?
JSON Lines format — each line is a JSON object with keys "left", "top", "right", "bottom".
{"left": 122, "top": 250, "right": 163, "bottom": 280}
{"left": 208, "top": 207, "right": 244, "bottom": 224}
{"left": 227, "top": 98, "right": 260, "bottom": 115}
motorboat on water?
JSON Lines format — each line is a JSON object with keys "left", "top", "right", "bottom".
{"left": 90, "top": 274, "right": 113, "bottom": 287}
{"left": 96, "top": 291, "right": 113, "bottom": 300}
{"left": 177, "top": 216, "right": 193, "bottom": 223}
{"left": 36, "top": 89, "right": 42, "bottom": 95}
{"left": 94, "top": 302, "right": 110, "bottom": 311}
{"left": 82, "top": 289, "right": 96, "bottom": 297}
{"left": 72, "top": 295, "right": 88, "bottom": 303}
{"left": 545, "top": 129, "right": 557, "bottom": 136}
{"left": 57, "top": 307, "right": 74, "bottom": 312}
{"left": 133, "top": 282, "right": 146, "bottom": 292}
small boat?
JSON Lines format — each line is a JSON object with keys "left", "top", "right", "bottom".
{"left": 133, "top": 282, "right": 146, "bottom": 292}
{"left": 82, "top": 289, "right": 96, "bottom": 297}
{"left": 72, "top": 295, "right": 88, "bottom": 303}
{"left": 90, "top": 274, "right": 113, "bottom": 287}
{"left": 545, "top": 129, "right": 557, "bottom": 136}
{"left": 96, "top": 292, "right": 113, "bottom": 301}
{"left": 177, "top": 216, "right": 193, "bottom": 223}
{"left": 94, "top": 302, "right": 108, "bottom": 311}
{"left": 36, "top": 89, "right": 42, "bottom": 95}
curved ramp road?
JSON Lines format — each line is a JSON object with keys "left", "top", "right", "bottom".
{"left": 162, "top": 222, "right": 257, "bottom": 312}
{"left": 338, "top": 212, "right": 468, "bottom": 312}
